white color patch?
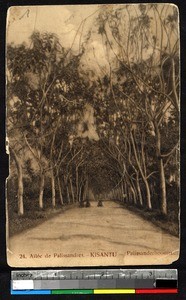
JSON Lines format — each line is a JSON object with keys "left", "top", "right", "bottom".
{"left": 12, "top": 280, "right": 34, "bottom": 290}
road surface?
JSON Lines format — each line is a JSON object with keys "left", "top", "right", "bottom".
{"left": 8, "top": 201, "right": 179, "bottom": 267}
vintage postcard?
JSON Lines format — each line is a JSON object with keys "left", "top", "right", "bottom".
{"left": 6, "top": 4, "right": 180, "bottom": 267}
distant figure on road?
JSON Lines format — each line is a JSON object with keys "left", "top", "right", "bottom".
{"left": 97, "top": 200, "right": 103, "bottom": 207}
{"left": 79, "top": 198, "right": 91, "bottom": 208}
{"left": 85, "top": 199, "right": 91, "bottom": 207}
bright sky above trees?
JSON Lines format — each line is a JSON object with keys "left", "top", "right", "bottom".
{"left": 7, "top": 4, "right": 178, "bottom": 75}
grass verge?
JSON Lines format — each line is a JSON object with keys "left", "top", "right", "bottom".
{"left": 8, "top": 203, "right": 78, "bottom": 237}
{"left": 118, "top": 201, "right": 179, "bottom": 237}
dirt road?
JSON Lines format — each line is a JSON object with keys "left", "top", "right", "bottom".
{"left": 8, "top": 201, "right": 179, "bottom": 267}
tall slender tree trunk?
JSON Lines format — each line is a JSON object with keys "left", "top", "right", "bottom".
{"left": 124, "top": 181, "right": 127, "bottom": 203}
{"left": 159, "top": 159, "right": 167, "bottom": 215}
{"left": 125, "top": 176, "right": 132, "bottom": 203}
{"left": 39, "top": 172, "right": 45, "bottom": 209}
{"left": 10, "top": 148, "right": 24, "bottom": 216}
{"left": 76, "top": 167, "right": 79, "bottom": 202}
{"left": 121, "top": 181, "right": 124, "bottom": 202}
{"left": 136, "top": 172, "right": 143, "bottom": 207}
{"left": 57, "top": 175, "right": 63, "bottom": 205}
{"left": 144, "top": 179, "right": 152, "bottom": 210}
{"left": 118, "top": 185, "right": 122, "bottom": 201}
{"left": 64, "top": 176, "right": 70, "bottom": 204}
{"left": 171, "top": 57, "right": 179, "bottom": 112}
{"left": 130, "top": 132, "right": 152, "bottom": 210}
{"left": 51, "top": 169, "right": 56, "bottom": 208}
{"left": 131, "top": 184, "right": 137, "bottom": 205}
{"left": 154, "top": 122, "right": 167, "bottom": 215}
{"left": 70, "top": 177, "right": 75, "bottom": 203}
{"left": 79, "top": 182, "right": 83, "bottom": 203}
{"left": 83, "top": 183, "right": 86, "bottom": 202}
{"left": 81, "top": 179, "right": 88, "bottom": 204}
{"left": 128, "top": 188, "right": 132, "bottom": 203}
{"left": 66, "top": 181, "right": 70, "bottom": 204}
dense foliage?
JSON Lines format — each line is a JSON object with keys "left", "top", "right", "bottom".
{"left": 7, "top": 4, "right": 179, "bottom": 235}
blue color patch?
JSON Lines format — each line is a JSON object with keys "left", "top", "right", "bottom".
{"left": 11, "top": 290, "right": 51, "bottom": 295}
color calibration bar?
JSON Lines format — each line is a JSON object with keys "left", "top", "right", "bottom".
{"left": 11, "top": 269, "right": 178, "bottom": 294}
{"left": 11, "top": 289, "right": 178, "bottom": 295}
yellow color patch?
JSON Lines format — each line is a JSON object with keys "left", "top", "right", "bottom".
{"left": 94, "top": 289, "right": 135, "bottom": 294}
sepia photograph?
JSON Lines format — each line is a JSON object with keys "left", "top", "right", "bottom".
{"left": 6, "top": 4, "right": 180, "bottom": 267}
